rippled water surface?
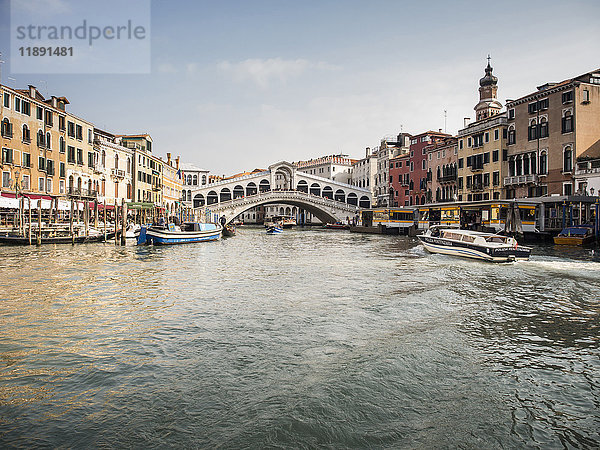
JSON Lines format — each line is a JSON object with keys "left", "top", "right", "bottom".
{"left": 1, "top": 227, "right": 599, "bottom": 448}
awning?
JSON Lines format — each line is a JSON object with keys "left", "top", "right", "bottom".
{"left": 126, "top": 202, "right": 155, "bottom": 210}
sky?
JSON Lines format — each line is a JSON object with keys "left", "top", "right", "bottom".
{"left": 1, "top": 0, "right": 599, "bottom": 175}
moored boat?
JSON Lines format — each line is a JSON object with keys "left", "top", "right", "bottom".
{"left": 553, "top": 225, "right": 595, "bottom": 246}
{"left": 418, "top": 227, "right": 531, "bottom": 262}
{"left": 138, "top": 222, "right": 222, "bottom": 245}
{"left": 323, "top": 222, "right": 349, "bottom": 230}
{"left": 222, "top": 224, "right": 236, "bottom": 237}
{"left": 0, "top": 231, "right": 116, "bottom": 245}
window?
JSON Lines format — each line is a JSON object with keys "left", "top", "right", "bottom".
{"left": 562, "top": 91, "right": 573, "bottom": 104}
{"left": 59, "top": 180, "right": 65, "bottom": 194}
{"left": 458, "top": 158, "right": 463, "bottom": 169}
{"left": 45, "top": 110, "right": 53, "bottom": 127}
{"left": 22, "top": 124, "right": 31, "bottom": 143}
{"left": 410, "top": 162, "right": 414, "bottom": 172}
{"left": 88, "top": 152, "right": 95, "bottom": 168}
{"left": 15, "top": 97, "right": 21, "bottom": 112}
{"left": 538, "top": 98, "right": 549, "bottom": 111}
{"left": 492, "top": 150, "right": 499, "bottom": 162}
{"left": 540, "top": 151, "right": 547, "bottom": 175}
{"left": 22, "top": 175, "right": 30, "bottom": 190}
{"left": 46, "top": 160, "right": 54, "bottom": 176}
{"left": 38, "top": 177, "right": 45, "bottom": 192}
{"left": 562, "top": 110, "right": 573, "bottom": 133}
{"left": 3, "top": 92, "right": 9, "bottom": 108}
{"left": 485, "top": 132, "right": 489, "bottom": 143}
{"left": 528, "top": 102, "right": 537, "bottom": 114}
{"left": 67, "top": 146, "right": 76, "bottom": 163}
{"left": 2, "top": 147, "right": 13, "bottom": 164}
{"left": 493, "top": 171, "right": 500, "bottom": 186}
{"left": 38, "top": 156, "right": 46, "bottom": 171}
{"left": 67, "top": 121, "right": 75, "bottom": 137}
{"left": 37, "top": 106, "right": 43, "bottom": 120}
{"left": 582, "top": 89, "right": 590, "bottom": 103}
{"left": 503, "top": 149, "right": 508, "bottom": 161}
{"left": 484, "top": 152, "right": 490, "bottom": 164}
{"left": 467, "top": 137, "right": 472, "bottom": 147}
{"left": 37, "top": 130, "right": 45, "bottom": 148}
{"left": 458, "top": 177, "right": 463, "bottom": 189}
{"left": 422, "top": 159, "right": 426, "bottom": 170}
{"left": 59, "top": 137, "right": 65, "bottom": 153}
{"left": 483, "top": 172, "right": 490, "bottom": 187}
{"left": 59, "top": 116, "right": 66, "bottom": 131}
{"left": 76, "top": 125, "right": 83, "bottom": 140}
{"left": 508, "top": 108, "right": 515, "bottom": 120}
{"left": 494, "top": 129, "right": 499, "bottom": 141}
{"left": 114, "top": 154, "right": 119, "bottom": 169}
{"left": 88, "top": 129, "right": 93, "bottom": 143}
{"left": 77, "top": 148, "right": 83, "bottom": 165}
{"left": 563, "top": 146, "right": 572, "bottom": 173}
{"left": 2, "top": 171, "right": 10, "bottom": 188}
{"left": 193, "top": 174, "right": 198, "bottom": 185}
{"left": 539, "top": 117, "right": 548, "bottom": 138}
{"left": 563, "top": 182, "right": 573, "bottom": 196}
{"left": 1, "top": 118, "right": 13, "bottom": 138}
{"left": 459, "top": 140, "right": 463, "bottom": 150}
{"left": 46, "top": 132, "right": 52, "bottom": 149}
{"left": 530, "top": 152, "right": 536, "bottom": 174}
{"left": 23, "top": 152, "right": 31, "bottom": 168}
{"left": 528, "top": 120, "right": 537, "bottom": 141}
{"left": 59, "top": 162, "right": 65, "bottom": 178}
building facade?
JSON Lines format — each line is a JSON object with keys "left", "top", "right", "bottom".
{"left": 425, "top": 137, "right": 458, "bottom": 203}
{"left": 93, "top": 129, "right": 133, "bottom": 206}
{"left": 162, "top": 153, "right": 182, "bottom": 215}
{"left": 180, "top": 162, "right": 210, "bottom": 207}
{"left": 120, "top": 134, "right": 163, "bottom": 206}
{"left": 296, "top": 154, "right": 355, "bottom": 184}
{"left": 351, "top": 148, "right": 378, "bottom": 204}
{"left": 505, "top": 69, "right": 600, "bottom": 198}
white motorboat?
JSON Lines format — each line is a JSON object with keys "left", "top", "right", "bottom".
{"left": 418, "top": 227, "right": 531, "bottom": 262}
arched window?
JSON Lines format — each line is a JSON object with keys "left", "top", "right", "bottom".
{"left": 528, "top": 119, "right": 537, "bottom": 141}
{"left": 562, "top": 110, "right": 573, "bottom": 133}
{"left": 202, "top": 174, "right": 206, "bottom": 185}
{"left": 101, "top": 150, "right": 106, "bottom": 167}
{"left": 114, "top": 154, "right": 119, "bottom": 169}
{"left": 1, "top": 118, "right": 12, "bottom": 138}
{"left": 127, "top": 157, "right": 131, "bottom": 173}
{"left": 563, "top": 146, "right": 572, "bottom": 173}
{"left": 46, "top": 132, "right": 52, "bottom": 149}
{"left": 59, "top": 136, "right": 65, "bottom": 153}
{"left": 22, "top": 124, "right": 30, "bottom": 143}
{"left": 37, "top": 130, "right": 45, "bottom": 147}
{"left": 187, "top": 174, "right": 192, "bottom": 185}
{"left": 539, "top": 117, "right": 548, "bottom": 138}
{"left": 540, "top": 151, "right": 547, "bottom": 175}
{"left": 508, "top": 125, "right": 516, "bottom": 145}
{"left": 193, "top": 174, "right": 198, "bottom": 185}
{"left": 530, "top": 152, "right": 537, "bottom": 174}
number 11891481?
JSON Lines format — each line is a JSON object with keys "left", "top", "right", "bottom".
{"left": 19, "top": 47, "right": 73, "bottom": 57}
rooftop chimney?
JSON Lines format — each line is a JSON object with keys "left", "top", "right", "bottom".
{"left": 439, "top": 129, "right": 442, "bottom": 133}
{"left": 28, "top": 85, "right": 37, "bottom": 98}
{"left": 175, "top": 156, "right": 180, "bottom": 169}
{"left": 464, "top": 117, "right": 471, "bottom": 127}
{"left": 167, "top": 152, "right": 171, "bottom": 164}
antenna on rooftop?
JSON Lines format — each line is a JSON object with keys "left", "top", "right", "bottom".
{"left": 444, "top": 110, "right": 447, "bottom": 133}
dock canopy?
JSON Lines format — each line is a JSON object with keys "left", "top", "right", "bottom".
{"left": 126, "top": 202, "right": 155, "bottom": 210}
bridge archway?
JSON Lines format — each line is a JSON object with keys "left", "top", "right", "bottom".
{"left": 233, "top": 185, "right": 244, "bottom": 199}
{"left": 297, "top": 180, "right": 308, "bottom": 193}
{"left": 193, "top": 193, "right": 205, "bottom": 208}
{"left": 347, "top": 193, "right": 358, "bottom": 206}
{"left": 259, "top": 179, "right": 270, "bottom": 192}
{"left": 359, "top": 196, "right": 371, "bottom": 208}
{"left": 322, "top": 186, "right": 333, "bottom": 199}
{"left": 220, "top": 188, "right": 231, "bottom": 202}
{"left": 335, "top": 189, "right": 345, "bottom": 203}
{"left": 310, "top": 183, "right": 320, "bottom": 196}
{"left": 207, "top": 190, "right": 218, "bottom": 205}
{"left": 246, "top": 182, "right": 257, "bottom": 196}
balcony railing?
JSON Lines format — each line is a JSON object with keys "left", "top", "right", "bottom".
{"left": 438, "top": 174, "right": 457, "bottom": 183}
{"left": 503, "top": 174, "right": 538, "bottom": 186}
{"left": 111, "top": 168, "right": 126, "bottom": 178}
{"left": 67, "top": 187, "right": 97, "bottom": 197}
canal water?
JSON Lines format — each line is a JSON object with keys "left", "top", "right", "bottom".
{"left": 0, "top": 227, "right": 598, "bottom": 448}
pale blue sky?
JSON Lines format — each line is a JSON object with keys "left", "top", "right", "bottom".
{"left": 1, "top": 0, "right": 599, "bottom": 174}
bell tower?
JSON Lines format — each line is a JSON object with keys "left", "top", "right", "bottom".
{"left": 474, "top": 56, "right": 503, "bottom": 121}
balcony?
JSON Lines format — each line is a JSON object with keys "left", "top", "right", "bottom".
{"left": 111, "top": 168, "right": 126, "bottom": 178}
{"left": 469, "top": 182, "right": 483, "bottom": 192}
{"left": 67, "top": 187, "right": 97, "bottom": 198}
{"left": 503, "top": 174, "right": 538, "bottom": 186}
{"left": 438, "top": 174, "right": 457, "bottom": 183}
{"left": 152, "top": 183, "right": 162, "bottom": 191}
{"left": 470, "top": 163, "right": 484, "bottom": 172}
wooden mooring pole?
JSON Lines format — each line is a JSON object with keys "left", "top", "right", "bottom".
{"left": 28, "top": 197, "right": 32, "bottom": 245}
{"left": 121, "top": 199, "right": 127, "bottom": 246}
{"left": 114, "top": 199, "right": 118, "bottom": 246}
{"left": 36, "top": 199, "right": 42, "bottom": 246}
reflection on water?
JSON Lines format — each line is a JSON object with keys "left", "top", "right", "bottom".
{"left": 0, "top": 228, "right": 599, "bottom": 447}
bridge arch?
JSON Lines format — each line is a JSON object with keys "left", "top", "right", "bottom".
{"left": 220, "top": 188, "right": 231, "bottom": 202}
{"left": 310, "top": 183, "right": 321, "bottom": 196}
{"left": 259, "top": 179, "right": 270, "bottom": 192}
{"left": 246, "top": 182, "right": 257, "bottom": 196}
{"left": 347, "top": 193, "right": 358, "bottom": 206}
{"left": 334, "top": 189, "right": 345, "bottom": 203}
{"left": 297, "top": 180, "right": 308, "bottom": 193}
{"left": 207, "top": 190, "right": 218, "bottom": 205}
{"left": 193, "top": 193, "right": 205, "bottom": 208}
{"left": 322, "top": 186, "right": 333, "bottom": 199}
{"left": 359, "top": 195, "right": 370, "bottom": 208}
{"left": 233, "top": 185, "right": 244, "bottom": 199}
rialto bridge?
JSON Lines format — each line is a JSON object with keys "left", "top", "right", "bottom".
{"left": 187, "top": 161, "right": 372, "bottom": 224}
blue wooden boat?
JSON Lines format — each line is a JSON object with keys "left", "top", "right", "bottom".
{"left": 266, "top": 224, "right": 283, "bottom": 234}
{"left": 138, "top": 222, "right": 222, "bottom": 245}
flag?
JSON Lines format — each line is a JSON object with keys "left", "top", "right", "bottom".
{"left": 177, "top": 169, "right": 182, "bottom": 180}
